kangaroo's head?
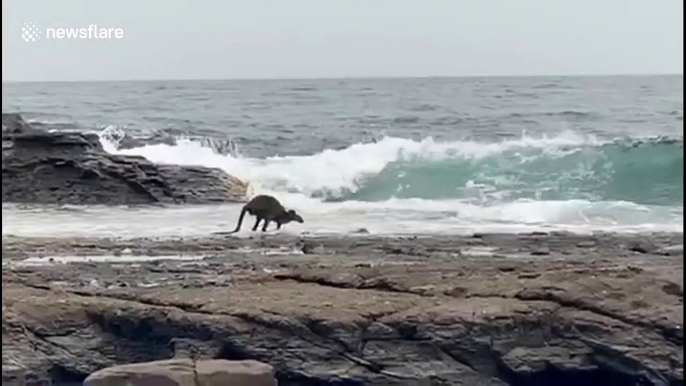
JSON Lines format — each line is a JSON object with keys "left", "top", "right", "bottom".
{"left": 286, "top": 209, "right": 304, "bottom": 224}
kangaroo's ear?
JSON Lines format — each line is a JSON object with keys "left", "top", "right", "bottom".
{"left": 288, "top": 209, "right": 296, "bottom": 215}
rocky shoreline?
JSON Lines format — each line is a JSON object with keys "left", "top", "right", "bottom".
{"left": 2, "top": 111, "right": 683, "bottom": 385}
{"left": 2, "top": 113, "right": 248, "bottom": 206}
{"left": 2, "top": 232, "right": 683, "bottom": 385}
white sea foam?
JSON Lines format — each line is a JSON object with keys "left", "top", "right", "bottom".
{"left": 2, "top": 198, "right": 681, "bottom": 239}
{"left": 3, "top": 130, "right": 679, "bottom": 239}
{"left": 100, "top": 128, "right": 605, "bottom": 198}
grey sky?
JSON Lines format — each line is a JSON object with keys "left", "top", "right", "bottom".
{"left": 2, "top": 0, "right": 683, "bottom": 82}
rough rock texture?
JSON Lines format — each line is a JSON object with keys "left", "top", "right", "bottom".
{"left": 83, "top": 358, "right": 276, "bottom": 386}
{"left": 1, "top": 113, "right": 248, "bottom": 205}
{"left": 2, "top": 232, "right": 683, "bottom": 385}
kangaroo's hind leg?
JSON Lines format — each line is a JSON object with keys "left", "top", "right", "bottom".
{"left": 252, "top": 217, "right": 262, "bottom": 231}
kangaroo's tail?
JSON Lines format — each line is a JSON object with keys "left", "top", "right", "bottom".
{"left": 229, "top": 206, "right": 248, "bottom": 233}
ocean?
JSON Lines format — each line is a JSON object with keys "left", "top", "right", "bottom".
{"left": 2, "top": 75, "right": 683, "bottom": 237}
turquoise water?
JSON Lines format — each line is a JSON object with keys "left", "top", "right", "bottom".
{"left": 344, "top": 138, "right": 683, "bottom": 206}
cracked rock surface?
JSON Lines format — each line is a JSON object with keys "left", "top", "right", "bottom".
{"left": 2, "top": 232, "right": 683, "bottom": 385}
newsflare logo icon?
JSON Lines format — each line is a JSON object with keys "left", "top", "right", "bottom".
{"left": 21, "top": 22, "right": 41, "bottom": 42}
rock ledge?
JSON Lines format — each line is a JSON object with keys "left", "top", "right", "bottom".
{"left": 2, "top": 113, "right": 248, "bottom": 205}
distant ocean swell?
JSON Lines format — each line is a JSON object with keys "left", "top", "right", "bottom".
{"left": 98, "top": 127, "right": 683, "bottom": 208}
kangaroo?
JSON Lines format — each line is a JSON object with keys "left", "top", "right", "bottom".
{"left": 230, "top": 194, "right": 304, "bottom": 233}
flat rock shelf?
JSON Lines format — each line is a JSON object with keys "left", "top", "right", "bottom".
{"left": 2, "top": 232, "right": 683, "bottom": 385}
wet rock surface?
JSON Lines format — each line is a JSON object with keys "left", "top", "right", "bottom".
{"left": 2, "top": 232, "right": 683, "bottom": 385}
{"left": 1, "top": 113, "right": 248, "bottom": 205}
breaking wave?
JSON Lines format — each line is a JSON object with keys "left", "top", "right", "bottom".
{"left": 100, "top": 129, "right": 683, "bottom": 207}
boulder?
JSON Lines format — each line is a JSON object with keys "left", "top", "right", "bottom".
{"left": 1, "top": 113, "right": 248, "bottom": 205}
{"left": 83, "top": 359, "right": 276, "bottom": 386}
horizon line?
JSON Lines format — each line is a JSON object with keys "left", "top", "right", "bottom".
{"left": 2, "top": 72, "right": 683, "bottom": 85}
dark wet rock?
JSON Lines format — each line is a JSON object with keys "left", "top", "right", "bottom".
{"left": 1, "top": 114, "right": 248, "bottom": 205}
{"left": 531, "top": 247, "right": 551, "bottom": 256}
{"left": 627, "top": 241, "right": 658, "bottom": 254}
{"left": 662, "top": 282, "right": 683, "bottom": 297}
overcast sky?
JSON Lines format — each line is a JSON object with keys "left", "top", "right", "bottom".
{"left": 2, "top": 0, "right": 683, "bottom": 82}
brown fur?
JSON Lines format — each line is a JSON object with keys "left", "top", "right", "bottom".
{"left": 230, "top": 194, "right": 304, "bottom": 233}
